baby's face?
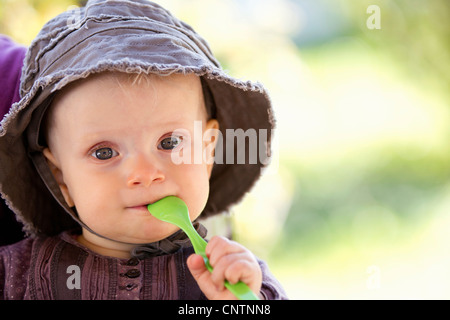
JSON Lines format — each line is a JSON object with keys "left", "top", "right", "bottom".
{"left": 44, "top": 73, "right": 218, "bottom": 249}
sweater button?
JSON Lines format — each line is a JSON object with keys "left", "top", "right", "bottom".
{"left": 126, "top": 257, "right": 139, "bottom": 266}
{"left": 125, "top": 269, "right": 141, "bottom": 278}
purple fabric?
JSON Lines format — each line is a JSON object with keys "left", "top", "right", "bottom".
{"left": 0, "top": 35, "right": 26, "bottom": 245}
{"left": 0, "top": 231, "right": 288, "bottom": 300}
{"left": 0, "top": 35, "right": 25, "bottom": 117}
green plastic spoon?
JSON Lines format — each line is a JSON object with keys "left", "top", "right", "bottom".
{"left": 147, "top": 196, "right": 259, "bottom": 300}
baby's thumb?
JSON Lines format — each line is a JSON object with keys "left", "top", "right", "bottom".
{"left": 187, "top": 254, "right": 238, "bottom": 300}
{"left": 187, "top": 254, "right": 208, "bottom": 280}
{"left": 187, "top": 254, "right": 220, "bottom": 299}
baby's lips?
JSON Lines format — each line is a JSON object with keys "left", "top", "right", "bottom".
{"left": 129, "top": 196, "right": 167, "bottom": 209}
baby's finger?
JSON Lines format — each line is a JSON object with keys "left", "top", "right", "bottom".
{"left": 206, "top": 236, "right": 247, "bottom": 267}
{"left": 209, "top": 252, "right": 255, "bottom": 288}
{"left": 224, "top": 258, "right": 256, "bottom": 285}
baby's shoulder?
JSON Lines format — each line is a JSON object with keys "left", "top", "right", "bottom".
{"left": 0, "top": 237, "right": 36, "bottom": 299}
{"left": 0, "top": 237, "right": 36, "bottom": 279}
{"left": 0, "top": 236, "right": 35, "bottom": 258}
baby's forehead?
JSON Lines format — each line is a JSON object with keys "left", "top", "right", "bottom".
{"left": 47, "top": 72, "right": 210, "bottom": 123}
{"left": 51, "top": 71, "right": 213, "bottom": 119}
{"left": 60, "top": 72, "right": 201, "bottom": 93}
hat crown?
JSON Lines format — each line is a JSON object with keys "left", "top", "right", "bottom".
{"left": 20, "top": 0, "right": 218, "bottom": 98}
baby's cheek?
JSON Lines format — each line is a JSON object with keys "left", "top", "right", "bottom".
{"left": 180, "top": 164, "right": 211, "bottom": 218}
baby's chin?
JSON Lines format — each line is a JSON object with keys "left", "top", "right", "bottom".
{"left": 119, "top": 224, "right": 181, "bottom": 245}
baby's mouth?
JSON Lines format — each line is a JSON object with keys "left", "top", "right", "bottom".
{"left": 127, "top": 203, "right": 152, "bottom": 213}
{"left": 127, "top": 198, "right": 161, "bottom": 212}
{"left": 127, "top": 196, "right": 175, "bottom": 213}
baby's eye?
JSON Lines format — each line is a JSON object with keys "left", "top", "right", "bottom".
{"left": 158, "top": 136, "right": 182, "bottom": 150}
{"left": 91, "top": 147, "right": 119, "bottom": 160}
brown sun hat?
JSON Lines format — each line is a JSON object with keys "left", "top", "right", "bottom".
{"left": 0, "top": 0, "right": 275, "bottom": 237}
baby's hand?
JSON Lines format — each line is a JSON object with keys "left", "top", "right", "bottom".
{"left": 187, "top": 236, "right": 263, "bottom": 300}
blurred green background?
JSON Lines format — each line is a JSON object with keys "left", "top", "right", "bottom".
{"left": 1, "top": 0, "right": 449, "bottom": 299}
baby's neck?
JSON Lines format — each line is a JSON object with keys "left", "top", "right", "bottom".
{"left": 76, "top": 233, "right": 134, "bottom": 259}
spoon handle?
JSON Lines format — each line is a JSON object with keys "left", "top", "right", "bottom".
{"left": 182, "top": 226, "right": 260, "bottom": 300}
{"left": 147, "top": 197, "right": 259, "bottom": 300}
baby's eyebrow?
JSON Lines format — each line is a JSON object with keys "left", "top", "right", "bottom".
{"left": 77, "top": 119, "right": 197, "bottom": 141}
{"left": 77, "top": 129, "right": 116, "bottom": 140}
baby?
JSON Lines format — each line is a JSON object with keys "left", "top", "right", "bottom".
{"left": 0, "top": 0, "right": 286, "bottom": 300}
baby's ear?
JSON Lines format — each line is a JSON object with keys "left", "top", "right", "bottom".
{"left": 42, "top": 148, "right": 75, "bottom": 207}
{"left": 204, "top": 119, "right": 220, "bottom": 176}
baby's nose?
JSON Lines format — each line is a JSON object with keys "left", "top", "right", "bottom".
{"left": 126, "top": 154, "right": 165, "bottom": 188}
